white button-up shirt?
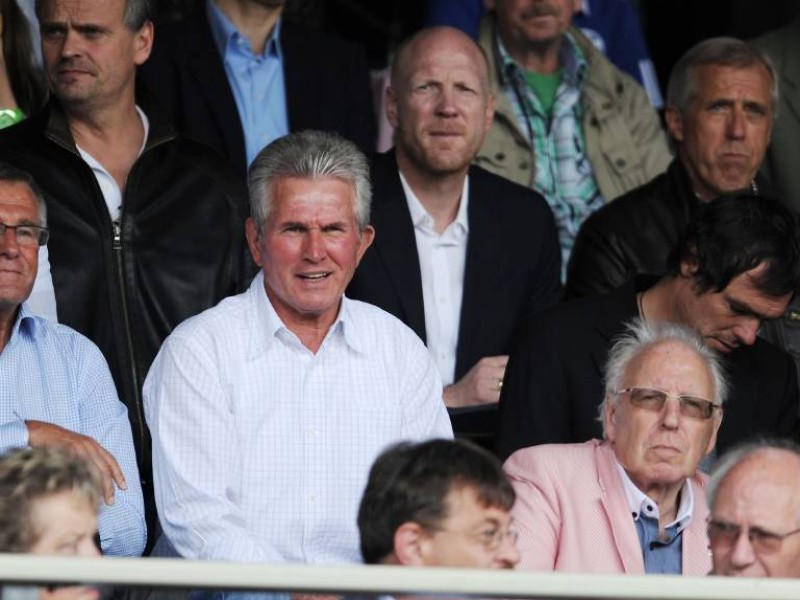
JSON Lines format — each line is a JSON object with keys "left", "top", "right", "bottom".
{"left": 144, "top": 272, "right": 453, "bottom": 564}
{"left": 400, "top": 173, "right": 469, "bottom": 385}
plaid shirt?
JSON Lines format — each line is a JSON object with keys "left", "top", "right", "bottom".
{"left": 497, "top": 33, "right": 604, "bottom": 279}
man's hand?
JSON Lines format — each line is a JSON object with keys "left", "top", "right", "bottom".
{"left": 26, "top": 421, "right": 127, "bottom": 505}
{"left": 443, "top": 355, "right": 509, "bottom": 408}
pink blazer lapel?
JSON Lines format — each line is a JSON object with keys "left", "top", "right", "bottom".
{"left": 595, "top": 443, "right": 646, "bottom": 574}
{"left": 682, "top": 478, "right": 713, "bottom": 575}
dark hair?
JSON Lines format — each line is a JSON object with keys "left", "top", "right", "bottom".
{"left": 357, "top": 439, "right": 515, "bottom": 565}
{"left": 667, "top": 193, "right": 800, "bottom": 297}
{"left": 0, "top": 447, "right": 101, "bottom": 552}
{"left": 1, "top": 0, "right": 46, "bottom": 115}
{"left": 0, "top": 161, "right": 47, "bottom": 225}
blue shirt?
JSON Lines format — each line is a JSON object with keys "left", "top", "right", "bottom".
{"left": 635, "top": 516, "right": 683, "bottom": 574}
{"left": 0, "top": 304, "right": 146, "bottom": 557}
{"left": 207, "top": 0, "right": 289, "bottom": 167}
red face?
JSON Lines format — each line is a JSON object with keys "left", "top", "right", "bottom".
{"left": 667, "top": 64, "right": 774, "bottom": 201}
{"left": 246, "top": 176, "right": 374, "bottom": 335}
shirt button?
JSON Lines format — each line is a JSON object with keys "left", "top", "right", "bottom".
{"left": 310, "top": 494, "right": 317, "bottom": 503}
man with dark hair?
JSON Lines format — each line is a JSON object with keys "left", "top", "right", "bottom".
{"left": 497, "top": 193, "right": 800, "bottom": 460}
{"left": 0, "top": 0, "right": 251, "bottom": 545}
{"left": 708, "top": 439, "right": 800, "bottom": 577}
{"left": 358, "top": 439, "right": 518, "bottom": 568}
{"left": 566, "top": 37, "right": 777, "bottom": 297}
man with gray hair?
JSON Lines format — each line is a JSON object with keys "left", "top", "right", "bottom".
{"left": 707, "top": 439, "right": 800, "bottom": 577}
{"left": 505, "top": 319, "right": 724, "bottom": 574}
{"left": 144, "top": 130, "right": 453, "bottom": 564}
{"left": 567, "top": 37, "right": 777, "bottom": 297}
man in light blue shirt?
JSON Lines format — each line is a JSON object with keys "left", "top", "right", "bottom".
{"left": 206, "top": 0, "right": 288, "bottom": 167}
{"left": 0, "top": 162, "right": 145, "bottom": 557}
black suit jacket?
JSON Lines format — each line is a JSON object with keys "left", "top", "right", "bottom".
{"left": 497, "top": 278, "right": 800, "bottom": 460}
{"left": 138, "top": 12, "right": 376, "bottom": 179}
{"left": 347, "top": 152, "right": 562, "bottom": 438}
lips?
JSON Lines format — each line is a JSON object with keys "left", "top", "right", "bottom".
{"left": 297, "top": 272, "right": 331, "bottom": 281}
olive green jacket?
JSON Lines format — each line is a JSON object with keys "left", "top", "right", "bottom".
{"left": 475, "top": 16, "right": 671, "bottom": 202}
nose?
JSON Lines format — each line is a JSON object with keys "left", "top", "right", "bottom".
{"left": 727, "top": 528, "right": 757, "bottom": 571}
{"left": 726, "top": 107, "right": 746, "bottom": 140}
{"left": 60, "top": 29, "right": 83, "bottom": 59}
{"left": 435, "top": 87, "right": 458, "bottom": 117}
{"left": 733, "top": 318, "right": 760, "bottom": 347}
{"left": 659, "top": 395, "right": 682, "bottom": 430}
{"left": 302, "top": 228, "right": 326, "bottom": 262}
{"left": 496, "top": 533, "right": 521, "bottom": 568}
{"left": 0, "top": 225, "right": 21, "bottom": 257}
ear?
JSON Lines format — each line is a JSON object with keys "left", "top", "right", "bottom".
{"left": 245, "top": 218, "right": 264, "bottom": 268}
{"left": 393, "top": 522, "right": 428, "bottom": 566}
{"left": 484, "top": 92, "right": 496, "bottom": 131}
{"left": 665, "top": 107, "right": 684, "bottom": 143}
{"left": 133, "top": 21, "right": 154, "bottom": 66}
{"left": 355, "top": 224, "right": 375, "bottom": 265}
{"left": 603, "top": 395, "right": 617, "bottom": 442}
{"left": 679, "top": 257, "right": 699, "bottom": 279}
{"left": 386, "top": 86, "right": 400, "bottom": 129}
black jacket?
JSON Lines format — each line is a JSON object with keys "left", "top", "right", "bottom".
{"left": 138, "top": 13, "right": 376, "bottom": 180}
{"left": 565, "top": 158, "right": 698, "bottom": 299}
{"left": 347, "top": 152, "right": 561, "bottom": 442}
{"left": 0, "top": 95, "right": 252, "bottom": 535}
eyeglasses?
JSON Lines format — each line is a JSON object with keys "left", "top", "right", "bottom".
{"left": 0, "top": 222, "right": 49, "bottom": 247}
{"left": 708, "top": 518, "right": 800, "bottom": 555}
{"left": 615, "top": 387, "right": 719, "bottom": 420}
{"left": 433, "top": 525, "right": 518, "bottom": 552}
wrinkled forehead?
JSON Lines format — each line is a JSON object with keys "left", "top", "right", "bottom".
{"left": 620, "top": 341, "right": 713, "bottom": 394}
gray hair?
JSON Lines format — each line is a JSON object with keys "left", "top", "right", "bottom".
{"left": 36, "top": 0, "right": 152, "bottom": 30}
{"left": 0, "top": 161, "right": 47, "bottom": 226}
{"left": 666, "top": 37, "right": 778, "bottom": 117}
{"left": 248, "top": 130, "right": 372, "bottom": 232}
{"left": 707, "top": 438, "right": 800, "bottom": 511}
{"left": 598, "top": 319, "right": 729, "bottom": 435}
{"left": 0, "top": 447, "right": 101, "bottom": 553}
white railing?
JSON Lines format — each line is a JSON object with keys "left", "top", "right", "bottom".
{"left": 2, "top": 556, "right": 800, "bottom": 600}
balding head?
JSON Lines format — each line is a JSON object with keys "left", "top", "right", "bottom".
{"left": 388, "top": 27, "right": 495, "bottom": 180}
{"left": 709, "top": 441, "right": 800, "bottom": 577}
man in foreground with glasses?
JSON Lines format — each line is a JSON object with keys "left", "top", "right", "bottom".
{"left": 707, "top": 439, "right": 800, "bottom": 577}
{"left": 505, "top": 320, "right": 723, "bottom": 574}
{"left": 358, "top": 439, "right": 519, "bottom": 569}
{"left": 0, "top": 162, "right": 145, "bottom": 556}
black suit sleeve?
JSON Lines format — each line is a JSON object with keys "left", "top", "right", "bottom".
{"left": 565, "top": 213, "right": 631, "bottom": 300}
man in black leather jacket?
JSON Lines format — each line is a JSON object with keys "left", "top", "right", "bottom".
{"left": 0, "top": 0, "right": 252, "bottom": 548}
{"left": 565, "top": 37, "right": 776, "bottom": 298}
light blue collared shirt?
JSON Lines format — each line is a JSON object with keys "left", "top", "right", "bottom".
{"left": 0, "top": 304, "right": 146, "bottom": 557}
{"left": 207, "top": 0, "right": 289, "bottom": 167}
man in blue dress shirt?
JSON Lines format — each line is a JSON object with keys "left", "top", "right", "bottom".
{"left": 0, "top": 162, "right": 145, "bottom": 557}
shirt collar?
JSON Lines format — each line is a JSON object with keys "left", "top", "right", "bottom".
{"left": 6, "top": 303, "right": 38, "bottom": 348}
{"left": 247, "top": 271, "right": 366, "bottom": 358}
{"left": 496, "top": 28, "right": 587, "bottom": 89}
{"left": 614, "top": 458, "right": 695, "bottom": 532}
{"left": 207, "top": 0, "right": 282, "bottom": 61}
{"left": 399, "top": 171, "right": 470, "bottom": 236}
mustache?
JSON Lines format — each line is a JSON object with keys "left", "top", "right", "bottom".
{"left": 521, "top": 2, "right": 561, "bottom": 18}
{"left": 55, "top": 58, "right": 97, "bottom": 73}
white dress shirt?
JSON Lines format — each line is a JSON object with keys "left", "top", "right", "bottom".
{"left": 615, "top": 460, "right": 694, "bottom": 532}
{"left": 143, "top": 272, "right": 453, "bottom": 564}
{"left": 400, "top": 173, "right": 469, "bottom": 385}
